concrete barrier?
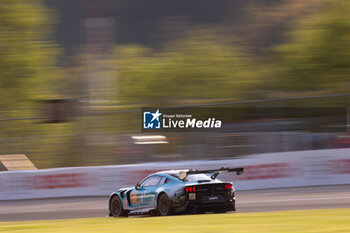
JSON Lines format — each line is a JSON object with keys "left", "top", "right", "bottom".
{"left": 1, "top": 148, "right": 350, "bottom": 200}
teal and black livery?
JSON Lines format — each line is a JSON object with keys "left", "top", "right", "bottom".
{"left": 108, "top": 167, "right": 244, "bottom": 217}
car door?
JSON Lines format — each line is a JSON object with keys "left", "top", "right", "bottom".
{"left": 128, "top": 176, "right": 156, "bottom": 209}
{"left": 138, "top": 175, "right": 162, "bottom": 208}
{"left": 129, "top": 187, "right": 141, "bottom": 209}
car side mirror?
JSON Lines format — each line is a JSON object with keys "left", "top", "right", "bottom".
{"left": 135, "top": 184, "right": 140, "bottom": 190}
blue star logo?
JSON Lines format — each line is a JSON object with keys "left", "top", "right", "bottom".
{"left": 143, "top": 109, "right": 162, "bottom": 129}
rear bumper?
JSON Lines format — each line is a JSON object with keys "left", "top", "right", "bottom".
{"left": 172, "top": 186, "right": 236, "bottom": 213}
{"left": 175, "top": 196, "right": 235, "bottom": 213}
{"left": 189, "top": 196, "right": 235, "bottom": 206}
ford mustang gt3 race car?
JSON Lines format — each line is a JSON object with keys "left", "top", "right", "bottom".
{"left": 108, "top": 167, "right": 244, "bottom": 217}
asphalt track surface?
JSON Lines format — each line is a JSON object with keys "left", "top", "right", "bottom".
{"left": 1, "top": 185, "right": 350, "bottom": 222}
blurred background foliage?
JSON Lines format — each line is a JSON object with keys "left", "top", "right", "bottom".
{"left": 0, "top": 0, "right": 349, "bottom": 168}
{"left": 270, "top": 0, "right": 350, "bottom": 92}
{"left": 0, "top": 0, "right": 61, "bottom": 111}
{"left": 115, "top": 0, "right": 350, "bottom": 106}
{"left": 115, "top": 31, "right": 256, "bottom": 106}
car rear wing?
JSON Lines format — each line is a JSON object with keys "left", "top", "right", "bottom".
{"left": 180, "top": 167, "right": 244, "bottom": 180}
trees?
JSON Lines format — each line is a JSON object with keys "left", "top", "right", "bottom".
{"left": 115, "top": 32, "right": 257, "bottom": 106}
{"left": 0, "top": 1, "right": 64, "bottom": 168}
{"left": 272, "top": 0, "right": 350, "bottom": 92}
{"left": 0, "top": 0, "right": 60, "bottom": 110}
{"left": 114, "top": 0, "right": 350, "bottom": 107}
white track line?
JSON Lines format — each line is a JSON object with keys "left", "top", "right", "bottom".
{"left": 240, "top": 196, "right": 350, "bottom": 204}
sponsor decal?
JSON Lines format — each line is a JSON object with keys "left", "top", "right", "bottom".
{"left": 331, "top": 159, "right": 350, "bottom": 174}
{"left": 236, "top": 163, "right": 300, "bottom": 180}
{"left": 28, "top": 173, "right": 95, "bottom": 189}
{"left": 131, "top": 193, "right": 138, "bottom": 204}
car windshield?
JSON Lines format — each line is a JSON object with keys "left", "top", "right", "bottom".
{"left": 184, "top": 174, "right": 212, "bottom": 182}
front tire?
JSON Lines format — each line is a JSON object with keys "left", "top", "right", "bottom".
{"left": 110, "top": 195, "right": 128, "bottom": 217}
{"left": 156, "top": 193, "right": 172, "bottom": 216}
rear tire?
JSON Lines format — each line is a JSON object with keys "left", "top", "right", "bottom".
{"left": 110, "top": 195, "right": 128, "bottom": 217}
{"left": 156, "top": 193, "right": 172, "bottom": 216}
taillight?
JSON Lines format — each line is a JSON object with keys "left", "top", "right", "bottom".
{"left": 225, "top": 184, "right": 233, "bottom": 190}
{"left": 185, "top": 186, "right": 196, "bottom": 192}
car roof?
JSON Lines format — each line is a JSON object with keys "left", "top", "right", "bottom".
{"left": 154, "top": 170, "right": 190, "bottom": 180}
{"left": 155, "top": 170, "right": 188, "bottom": 175}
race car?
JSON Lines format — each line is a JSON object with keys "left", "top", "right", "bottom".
{"left": 108, "top": 167, "right": 244, "bottom": 217}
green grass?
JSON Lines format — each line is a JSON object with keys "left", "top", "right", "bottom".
{"left": 1, "top": 209, "right": 350, "bottom": 233}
